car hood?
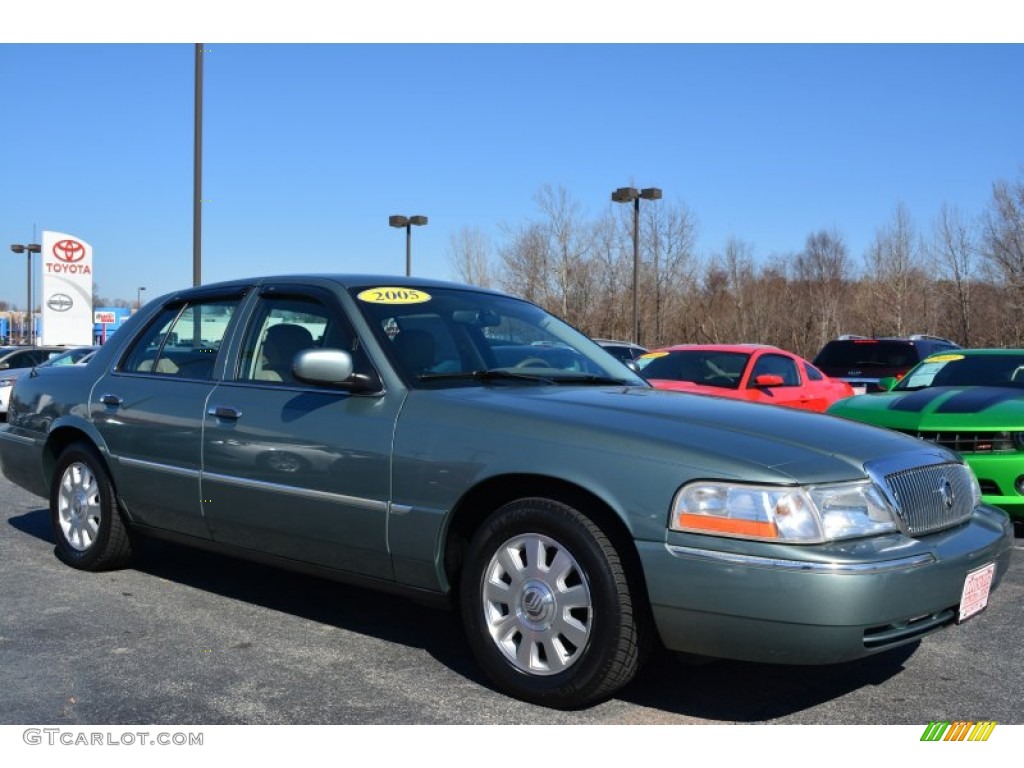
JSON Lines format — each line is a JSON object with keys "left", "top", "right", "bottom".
{"left": 645, "top": 378, "right": 743, "bottom": 397}
{"left": 420, "top": 384, "right": 949, "bottom": 485}
{"left": 828, "top": 386, "right": 1024, "bottom": 430}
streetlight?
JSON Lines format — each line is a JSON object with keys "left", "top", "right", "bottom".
{"left": 10, "top": 242, "right": 41, "bottom": 345}
{"left": 611, "top": 187, "right": 662, "bottom": 344}
{"left": 137, "top": 286, "right": 147, "bottom": 311}
{"left": 389, "top": 215, "right": 428, "bottom": 277}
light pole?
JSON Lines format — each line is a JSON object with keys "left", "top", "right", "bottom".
{"left": 137, "top": 286, "right": 147, "bottom": 311}
{"left": 611, "top": 187, "right": 662, "bottom": 344}
{"left": 10, "top": 242, "right": 41, "bottom": 345}
{"left": 194, "top": 43, "right": 204, "bottom": 287}
{"left": 389, "top": 215, "right": 428, "bottom": 277}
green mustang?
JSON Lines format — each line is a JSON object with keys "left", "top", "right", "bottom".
{"left": 828, "top": 349, "right": 1024, "bottom": 522}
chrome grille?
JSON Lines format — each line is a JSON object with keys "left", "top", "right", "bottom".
{"left": 883, "top": 462, "right": 974, "bottom": 536}
{"left": 895, "top": 429, "right": 1015, "bottom": 454}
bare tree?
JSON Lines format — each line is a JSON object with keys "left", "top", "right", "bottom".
{"left": 793, "top": 228, "right": 851, "bottom": 352}
{"left": 697, "top": 237, "right": 758, "bottom": 344}
{"left": 979, "top": 175, "right": 1024, "bottom": 344}
{"left": 447, "top": 226, "right": 494, "bottom": 288}
{"left": 498, "top": 222, "right": 549, "bottom": 305}
{"left": 534, "top": 184, "right": 594, "bottom": 326}
{"left": 640, "top": 201, "right": 699, "bottom": 347}
{"left": 929, "top": 204, "right": 975, "bottom": 345}
{"left": 863, "top": 203, "right": 928, "bottom": 336}
{"left": 584, "top": 212, "right": 632, "bottom": 340}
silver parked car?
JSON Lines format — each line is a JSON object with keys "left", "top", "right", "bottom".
{"left": 0, "top": 275, "right": 1014, "bottom": 708}
{"left": 0, "top": 345, "right": 86, "bottom": 421}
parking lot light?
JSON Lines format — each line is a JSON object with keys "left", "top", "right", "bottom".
{"left": 389, "top": 215, "right": 428, "bottom": 277}
{"left": 10, "top": 243, "right": 41, "bottom": 346}
{"left": 611, "top": 187, "right": 662, "bottom": 344}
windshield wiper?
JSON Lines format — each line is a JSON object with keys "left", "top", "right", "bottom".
{"left": 418, "top": 369, "right": 556, "bottom": 384}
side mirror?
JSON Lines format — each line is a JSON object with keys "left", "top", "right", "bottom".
{"left": 754, "top": 374, "right": 784, "bottom": 387}
{"left": 292, "top": 349, "right": 379, "bottom": 392}
{"left": 878, "top": 376, "right": 898, "bottom": 391}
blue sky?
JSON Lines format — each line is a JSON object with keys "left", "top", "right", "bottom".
{"left": 2, "top": 17, "right": 1022, "bottom": 309}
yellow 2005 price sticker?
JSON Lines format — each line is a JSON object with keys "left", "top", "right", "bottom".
{"left": 356, "top": 287, "right": 432, "bottom": 305}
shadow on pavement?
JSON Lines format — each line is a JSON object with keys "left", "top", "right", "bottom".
{"left": 9, "top": 506, "right": 912, "bottom": 720}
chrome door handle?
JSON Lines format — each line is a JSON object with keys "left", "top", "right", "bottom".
{"left": 208, "top": 405, "right": 242, "bottom": 420}
{"left": 99, "top": 394, "right": 123, "bottom": 407}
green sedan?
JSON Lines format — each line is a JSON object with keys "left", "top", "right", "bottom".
{"left": 0, "top": 276, "right": 1015, "bottom": 709}
{"left": 828, "top": 349, "right": 1024, "bottom": 522}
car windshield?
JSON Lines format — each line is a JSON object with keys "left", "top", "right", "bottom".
{"left": 896, "top": 353, "right": 1024, "bottom": 390}
{"left": 351, "top": 285, "right": 647, "bottom": 388}
{"left": 814, "top": 340, "right": 917, "bottom": 369}
{"left": 636, "top": 350, "right": 749, "bottom": 390}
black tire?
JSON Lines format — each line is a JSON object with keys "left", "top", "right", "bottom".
{"left": 49, "top": 442, "right": 134, "bottom": 571}
{"left": 459, "top": 497, "right": 644, "bottom": 709}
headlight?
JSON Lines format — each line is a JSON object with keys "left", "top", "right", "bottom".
{"left": 671, "top": 480, "right": 899, "bottom": 543}
{"left": 0, "top": 378, "right": 14, "bottom": 389}
{"left": 1013, "top": 432, "right": 1024, "bottom": 451}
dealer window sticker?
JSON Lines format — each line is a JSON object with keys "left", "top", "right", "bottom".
{"left": 357, "top": 288, "right": 432, "bottom": 305}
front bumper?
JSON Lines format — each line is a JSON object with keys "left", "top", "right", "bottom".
{"left": 963, "top": 453, "right": 1024, "bottom": 522}
{"left": 639, "top": 504, "right": 1014, "bottom": 664}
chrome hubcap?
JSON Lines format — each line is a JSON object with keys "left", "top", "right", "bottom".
{"left": 57, "top": 462, "right": 101, "bottom": 551}
{"left": 481, "top": 533, "right": 592, "bottom": 676}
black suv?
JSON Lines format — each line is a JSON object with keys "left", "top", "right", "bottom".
{"left": 812, "top": 335, "right": 961, "bottom": 393}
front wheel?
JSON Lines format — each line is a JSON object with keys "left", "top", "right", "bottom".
{"left": 460, "top": 498, "right": 644, "bottom": 708}
{"left": 50, "top": 443, "right": 134, "bottom": 571}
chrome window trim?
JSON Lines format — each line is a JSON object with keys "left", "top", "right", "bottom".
{"left": 666, "top": 544, "right": 935, "bottom": 573}
{"left": 118, "top": 456, "right": 201, "bottom": 479}
{"left": 200, "top": 470, "right": 388, "bottom": 512}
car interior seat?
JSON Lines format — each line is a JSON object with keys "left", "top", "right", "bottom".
{"left": 257, "top": 323, "right": 315, "bottom": 383}
{"left": 393, "top": 329, "right": 436, "bottom": 376}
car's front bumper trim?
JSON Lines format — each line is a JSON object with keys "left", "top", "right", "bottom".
{"left": 666, "top": 543, "right": 936, "bottom": 573}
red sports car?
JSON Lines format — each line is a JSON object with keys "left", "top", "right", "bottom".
{"left": 637, "top": 344, "right": 855, "bottom": 412}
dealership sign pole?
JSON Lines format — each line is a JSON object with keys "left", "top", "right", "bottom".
{"left": 40, "top": 231, "right": 93, "bottom": 346}
{"left": 94, "top": 310, "right": 116, "bottom": 344}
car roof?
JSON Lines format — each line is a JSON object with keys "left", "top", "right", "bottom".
{"left": 925, "top": 348, "right": 1024, "bottom": 357}
{"left": 594, "top": 339, "right": 645, "bottom": 348}
{"left": 649, "top": 344, "right": 786, "bottom": 355}
{"left": 158, "top": 273, "right": 510, "bottom": 300}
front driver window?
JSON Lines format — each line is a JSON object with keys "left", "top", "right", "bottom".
{"left": 238, "top": 295, "right": 371, "bottom": 387}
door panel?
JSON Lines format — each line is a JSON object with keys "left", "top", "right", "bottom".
{"left": 199, "top": 289, "right": 397, "bottom": 580}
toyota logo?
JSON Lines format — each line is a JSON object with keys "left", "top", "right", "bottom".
{"left": 53, "top": 239, "right": 86, "bottom": 263}
{"left": 938, "top": 478, "right": 955, "bottom": 511}
{"left": 47, "top": 293, "right": 74, "bottom": 312}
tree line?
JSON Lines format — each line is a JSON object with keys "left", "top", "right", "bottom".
{"left": 447, "top": 173, "right": 1024, "bottom": 361}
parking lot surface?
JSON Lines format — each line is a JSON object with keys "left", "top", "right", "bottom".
{"left": 1, "top": 474, "right": 1021, "bottom": 726}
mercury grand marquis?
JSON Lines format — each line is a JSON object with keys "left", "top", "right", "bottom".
{"left": 0, "top": 275, "right": 1014, "bottom": 708}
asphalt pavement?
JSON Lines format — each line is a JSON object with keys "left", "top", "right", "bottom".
{"left": 1, "top": 473, "right": 1021, "bottom": 726}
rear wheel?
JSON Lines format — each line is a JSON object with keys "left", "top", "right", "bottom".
{"left": 460, "top": 497, "right": 644, "bottom": 708}
{"left": 50, "top": 443, "right": 134, "bottom": 571}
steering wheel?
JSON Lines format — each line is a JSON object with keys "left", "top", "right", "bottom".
{"left": 514, "top": 357, "right": 550, "bottom": 369}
